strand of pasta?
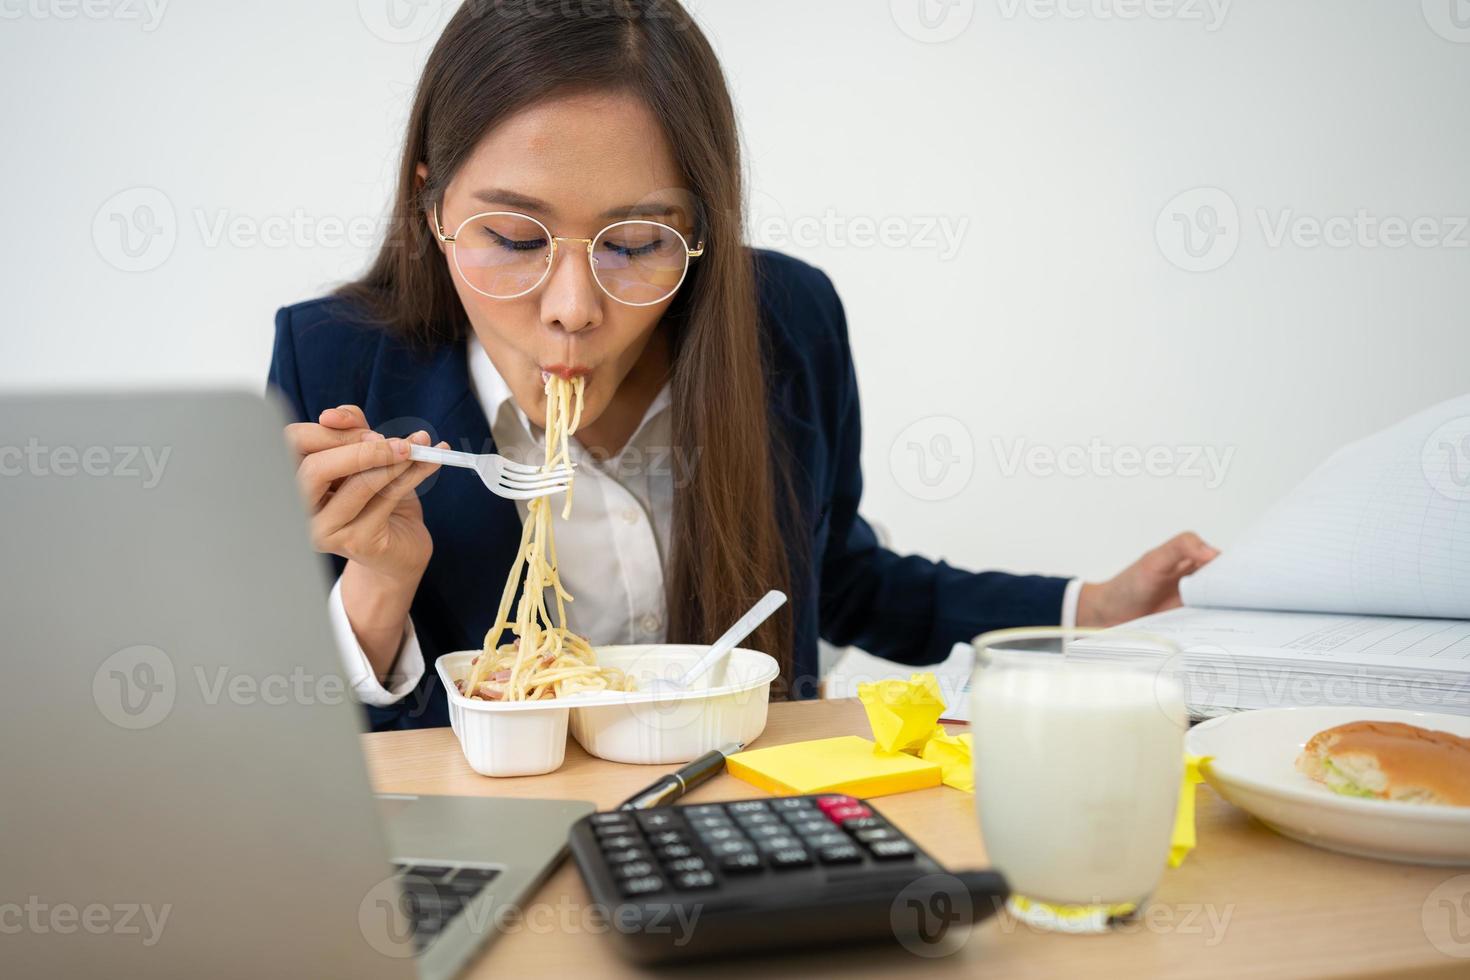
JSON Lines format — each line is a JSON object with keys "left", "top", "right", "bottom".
{"left": 458, "top": 374, "right": 632, "bottom": 702}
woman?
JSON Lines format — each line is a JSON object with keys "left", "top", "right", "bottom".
{"left": 270, "top": 0, "right": 1217, "bottom": 730}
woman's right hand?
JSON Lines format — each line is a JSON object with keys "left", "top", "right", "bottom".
{"left": 286, "top": 405, "right": 444, "bottom": 582}
{"left": 286, "top": 405, "right": 446, "bottom": 678}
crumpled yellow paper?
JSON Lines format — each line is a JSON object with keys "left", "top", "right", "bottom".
{"left": 1170, "top": 755, "right": 1210, "bottom": 868}
{"left": 920, "top": 729, "right": 974, "bottom": 793}
{"left": 853, "top": 673, "right": 1208, "bottom": 868}
{"left": 857, "top": 672, "right": 945, "bottom": 754}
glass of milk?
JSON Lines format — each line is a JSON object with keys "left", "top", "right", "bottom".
{"left": 970, "top": 627, "right": 1186, "bottom": 909}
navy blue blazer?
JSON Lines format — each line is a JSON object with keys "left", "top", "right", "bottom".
{"left": 269, "top": 248, "right": 1068, "bottom": 730}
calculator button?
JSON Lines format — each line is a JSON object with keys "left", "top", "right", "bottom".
{"left": 591, "top": 812, "right": 632, "bottom": 825}
{"left": 788, "top": 819, "right": 831, "bottom": 836}
{"left": 801, "top": 832, "right": 851, "bottom": 849}
{"left": 657, "top": 844, "right": 695, "bottom": 860}
{"left": 647, "top": 831, "right": 686, "bottom": 847}
{"left": 674, "top": 870, "right": 717, "bottom": 890}
{"left": 683, "top": 804, "right": 726, "bottom": 819}
{"left": 733, "top": 812, "right": 779, "bottom": 827}
{"left": 719, "top": 851, "right": 764, "bottom": 873}
{"left": 598, "top": 834, "right": 641, "bottom": 850}
{"left": 602, "top": 847, "right": 648, "bottom": 864}
{"left": 689, "top": 815, "right": 733, "bottom": 832}
{"left": 853, "top": 827, "right": 899, "bottom": 845}
{"left": 728, "top": 801, "right": 771, "bottom": 814}
{"left": 614, "top": 860, "right": 656, "bottom": 879}
{"left": 770, "top": 797, "right": 818, "bottom": 812}
{"left": 815, "top": 795, "right": 857, "bottom": 810}
{"left": 868, "top": 839, "right": 916, "bottom": 860}
{"left": 768, "top": 848, "right": 812, "bottom": 868}
{"left": 635, "top": 811, "right": 682, "bottom": 830}
{"left": 839, "top": 817, "right": 884, "bottom": 833}
{"left": 817, "top": 844, "right": 863, "bottom": 864}
{"left": 594, "top": 824, "right": 638, "bottom": 841}
{"left": 825, "top": 804, "right": 872, "bottom": 822}
{"left": 744, "top": 824, "right": 790, "bottom": 840}
{"left": 756, "top": 835, "right": 802, "bottom": 852}
{"left": 619, "top": 875, "right": 665, "bottom": 896}
{"left": 665, "top": 856, "right": 707, "bottom": 874}
{"left": 698, "top": 826, "right": 743, "bottom": 843}
{"left": 709, "top": 839, "right": 755, "bottom": 857}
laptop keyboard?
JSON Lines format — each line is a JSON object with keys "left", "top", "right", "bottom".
{"left": 391, "top": 863, "right": 501, "bottom": 951}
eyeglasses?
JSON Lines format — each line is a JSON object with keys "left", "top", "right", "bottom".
{"left": 433, "top": 203, "right": 706, "bottom": 307}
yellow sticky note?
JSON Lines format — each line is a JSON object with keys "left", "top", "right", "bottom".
{"left": 1169, "top": 755, "right": 1209, "bottom": 868}
{"left": 921, "top": 728, "right": 974, "bottom": 793}
{"left": 858, "top": 672, "right": 946, "bottom": 754}
{"left": 726, "top": 735, "right": 942, "bottom": 798}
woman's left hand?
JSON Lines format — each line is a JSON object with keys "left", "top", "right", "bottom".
{"left": 1076, "top": 532, "right": 1221, "bottom": 628}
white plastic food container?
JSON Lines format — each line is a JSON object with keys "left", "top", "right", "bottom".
{"left": 435, "top": 644, "right": 779, "bottom": 777}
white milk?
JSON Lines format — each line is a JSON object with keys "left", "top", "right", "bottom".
{"left": 971, "top": 660, "right": 1185, "bottom": 905}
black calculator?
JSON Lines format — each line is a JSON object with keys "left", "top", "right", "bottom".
{"left": 567, "top": 793, "right": 1009, "bottom": 964}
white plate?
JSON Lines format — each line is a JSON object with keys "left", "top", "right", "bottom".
{"left": 1186, "top": 706, "right": 1470, "bottom": 866}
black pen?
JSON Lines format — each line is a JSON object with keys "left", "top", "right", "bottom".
{"left": 616, "top": 742, "right": 744, "bottom": 810}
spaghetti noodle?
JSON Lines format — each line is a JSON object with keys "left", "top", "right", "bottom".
{"left": 457, "top": 374, "right": 635, "bottom": 701}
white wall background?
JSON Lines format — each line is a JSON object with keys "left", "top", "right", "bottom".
{"left": 2, "top": 0, "right": 1467, "bottom": 584}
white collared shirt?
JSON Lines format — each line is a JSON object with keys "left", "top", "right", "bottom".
{"left": 328, "top": 339, "right": 1083, "bottom": 705}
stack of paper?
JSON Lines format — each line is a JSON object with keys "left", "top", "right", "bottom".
{"left": 1070, "top": 393, "right": 1470, "bottom": 717}
{"left": 1069, "top": 607, "right": 1470, "bottom": 716}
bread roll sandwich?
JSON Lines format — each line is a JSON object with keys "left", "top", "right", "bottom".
{"left": 1295, "top": 720, "right": 1470, "bottom": 807}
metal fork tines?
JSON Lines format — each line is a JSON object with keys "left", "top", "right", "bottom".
{"left": 408, "top": 445, "right": 573, "bottom": 500}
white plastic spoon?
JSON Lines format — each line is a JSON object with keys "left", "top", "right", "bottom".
{"left": 647, "top": 590, "right": 788, "bottom": 694}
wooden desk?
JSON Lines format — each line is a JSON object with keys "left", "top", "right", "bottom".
{"left": 362, "top": 699, "right": 1466, "bottom": 978}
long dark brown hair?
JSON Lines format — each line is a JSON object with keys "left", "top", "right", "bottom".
{"left": 337, "top": 0, "right": 795, "bottom": 682}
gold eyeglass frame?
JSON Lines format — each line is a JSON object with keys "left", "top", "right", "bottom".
{"left": 432, "top": 202, "right": 706, "bottom": 308}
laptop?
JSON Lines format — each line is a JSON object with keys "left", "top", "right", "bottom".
{"left": 0, "top": 390, "right": 593, "bottom": 979}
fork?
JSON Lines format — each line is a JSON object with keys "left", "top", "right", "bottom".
{"left": 408, "top": 445, "right": 573, "bottom": 500}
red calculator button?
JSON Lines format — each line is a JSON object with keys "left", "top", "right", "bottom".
{"left": 815, "top": 795, "right": 857, "bottom": 811}
{"left": 824, "top": 803, "right": 872, "bottom": 822}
